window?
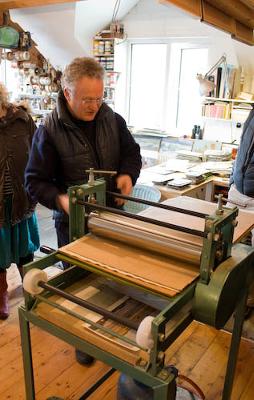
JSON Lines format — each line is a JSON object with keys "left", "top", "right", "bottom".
{"left": 128, "top": 43, "right": 167, "bottom": 130}
{"left": 0, "top": 57, "right": 20, "bottom": 101}
{"left": 125, "top": 40, "right": 208, "bottom": 135}
{"left": 176, "top": 47, "right": 208, "bottom": 132}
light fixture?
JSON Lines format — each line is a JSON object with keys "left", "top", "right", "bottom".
{"left": 197, "top": 54, "right": 230, "bottom": 98}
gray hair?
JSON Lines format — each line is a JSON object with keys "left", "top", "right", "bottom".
{"left": 0, "top": 82, "right": 9, "bottom": 108}
{"left": 61, "top": 57, "right": 105, "bottom": 91}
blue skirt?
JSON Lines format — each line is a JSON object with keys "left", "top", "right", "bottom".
{"left": 0, "top": 195, "right": 40, "bottom": 269}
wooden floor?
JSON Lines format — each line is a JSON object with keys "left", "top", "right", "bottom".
{"left": 1, "top": 205, "right": 254, "bottom": 400}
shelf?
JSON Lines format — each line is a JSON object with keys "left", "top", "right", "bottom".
{"left": 202, "top": 117, "right": 232, "bottom": 122}
{"left": 32, "top": 109, "right": 53, "bottom": 115}
{"left": 205, "top": 97, "right": 254, "bottom": 104}
{"left": 93, "top": 35, "right": 119, "bottom": 109}
{"left": 94, "top": 37, "right": 116, "bottom": 41}
{"left": 94, "top": 34, "right": 122, "bottom": 40}
{"left": 18, "top": 93, "right": 57, "bottom": 99}
{"left": 94, "top": 54, "right": 114, "bottom": 57}
{"left": 202, "top": 97, "right": 252, "bottom": 121}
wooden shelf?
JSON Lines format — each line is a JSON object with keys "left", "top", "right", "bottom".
{"left": 94, "top": 54, "right": 114, "bottom": 57}
{"left": 202, "top": 116, "right": 232, "bottom": 122}
{"left": 202, "top": 97, "right": 253, "bottom": 121}
{"left": 205, "top": 97, "right": 254, "bottom": 104}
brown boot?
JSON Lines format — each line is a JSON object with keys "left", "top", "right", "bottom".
{"left": 0, "top": 270, "right": 9, "bottom": 319}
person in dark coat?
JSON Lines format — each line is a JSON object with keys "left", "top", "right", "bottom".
{"left": 228, "top": 107, "right": 254, "bottom": 311}
{"left": 25, "top": 57, "right": 142, "bottom": 364}
{"left": 0, "top": 83, "right": 39, "bottom": 319}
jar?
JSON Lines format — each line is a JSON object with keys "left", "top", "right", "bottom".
{"left": 104, "top": 41, "right": 112, "bottom": 54}
{"left": 98, "top": 41, "right": 104, "bottom": 54}
{"left": 93, "top": 41, "right": 99, "bottom": 54}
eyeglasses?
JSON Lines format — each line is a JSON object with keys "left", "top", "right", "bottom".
{"left": 81, "top": 97, "right": 104, "bottom": 105}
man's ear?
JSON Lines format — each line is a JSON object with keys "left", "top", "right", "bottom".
{"left": 64, "top": 88, "right": 71, "bottom": 102}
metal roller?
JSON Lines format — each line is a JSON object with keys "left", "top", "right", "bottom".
{"left": 88, "top": 213, "right": 202, "bottom": 265}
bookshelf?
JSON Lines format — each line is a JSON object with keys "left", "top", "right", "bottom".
{"left": 202, "top": 97, "right": 254, "bottom": 122}
{"left": 93, "top": 36, "right": 120, "bottom": 109}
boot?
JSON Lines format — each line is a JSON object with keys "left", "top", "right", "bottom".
{"left": 75, "top": 349, "right": 94, "bottom": 365}
{"left": 0, "top": 270, "right": 9, "bottom": 319}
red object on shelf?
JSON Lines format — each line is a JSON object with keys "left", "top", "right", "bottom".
{"left": 231, "top": 148, "right": 237, "bottom": 160}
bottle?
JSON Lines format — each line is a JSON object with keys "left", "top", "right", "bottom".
{"left": 195, "top": 125, "right": 201, "bottom": 139}
{"left": 231, "top": 148, "right": 238, "bottom": 160}
{"left": 191, "top": 125, "right": 197, "bottom": 139}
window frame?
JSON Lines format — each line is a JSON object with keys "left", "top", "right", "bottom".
{"left": 124, "top": 37, "right": 210, "bottom": 135}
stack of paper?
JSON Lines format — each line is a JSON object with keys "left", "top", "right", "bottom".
{"left": 165, "top": 159, "right": 195, "bottom": 172}
{"left": 203, "top": 161, "right": 233, "bottom": 176}
{"left": 176, "top": 150, "right": 203, "bottom": 162}
{"left": 204, "top": 149, "right": 231, "bottom": 161}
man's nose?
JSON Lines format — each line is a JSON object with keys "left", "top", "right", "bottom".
{"left": 89, "top": 102, "right": 100, "bottom": 111}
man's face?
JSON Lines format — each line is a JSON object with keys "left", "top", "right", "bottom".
{"left": 64, "top": 76, "right": 104, "bottom": 121}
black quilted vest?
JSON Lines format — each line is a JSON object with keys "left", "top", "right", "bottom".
{"left": 44, "top": 92, "right": 120, "bottom": 189}
{"left": 44, "top": 92, "right": 121, "bottom": 221}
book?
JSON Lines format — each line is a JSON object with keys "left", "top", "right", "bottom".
{"left": 208, "top": 75, "right": 215, "bottom": 97}
{"left": 216, "top": 67, "right": 222, "bottom": 98}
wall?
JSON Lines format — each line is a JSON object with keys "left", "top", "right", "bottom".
{"left": 75, "top": 0, "right": 140, "bottom": 56}
{"left": 113, "top": 0, "right": 254, "bottom": 140}
{"left": 11, "top": 4, "right": 84, "bottom": 69}
{"left": 121, "top": 0, "right": 254, "bottom": 92}
{"left": 10, "top": 0, "right": 254, "bottom": 86}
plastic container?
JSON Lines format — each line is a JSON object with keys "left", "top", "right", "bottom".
{"left": 123, "top": 184, "right": 161, "bottom": 214}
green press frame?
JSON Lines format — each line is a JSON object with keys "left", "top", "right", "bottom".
{"left": 19, "top": 179, "right": 254, "bottom": 400}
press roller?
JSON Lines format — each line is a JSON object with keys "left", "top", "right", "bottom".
{"left": 19, "top": 175, "right": 254, "bottom": 400}
{"left": 87, "top": 211, "right": 202, "bottom": 265}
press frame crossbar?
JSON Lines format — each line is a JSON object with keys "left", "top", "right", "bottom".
{"left": 107, "top": 191, "right": 208, "bottom": 218}
{"left": 38, "top": 280, "right": 139, "bottom": 330}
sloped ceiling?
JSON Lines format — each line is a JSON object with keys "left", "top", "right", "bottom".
{"left": 9, "top": 0, "right": 254, "bottom": 72}
{"left": 11, "top": 3, "right": 84, "bottom": 68}
{"left": 75, "top": 0, "right": 140, "bottom": 55}
{"left": 10, "top": 0, "right": 140, "bottom": 68}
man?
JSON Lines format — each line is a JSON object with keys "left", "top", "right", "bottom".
{"left": 25, "top": 57, "right": 142, "bottom": 363}
{"left": 228, "top": 107, "right": 254, "bottom": 314}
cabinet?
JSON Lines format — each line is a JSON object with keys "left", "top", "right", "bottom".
{"left": 93, "top": 37, "right": 120, "bottom": 109}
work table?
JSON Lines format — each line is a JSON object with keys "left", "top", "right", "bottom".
{"left": 138, "top": 163, "right": 230, "bottom": 201}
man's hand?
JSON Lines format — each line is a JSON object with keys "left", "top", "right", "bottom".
{"left": 56, "top": 193, "right": 69, "bottom": 214}
{"left": 115, "top": 174, "right": 133, "bottom": 206}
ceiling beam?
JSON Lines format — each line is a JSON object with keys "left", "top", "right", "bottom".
{"left": 240, "top": 0, "right": 254, "bottom": 11}
{"left": 205, "top": 0, "right": 254, "bottom": 29}
{"left": 159, "top": 0, "right": 201, "bottom": 18}
{"left": 0, "top": 0, "right": 85, "bottom": 11}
